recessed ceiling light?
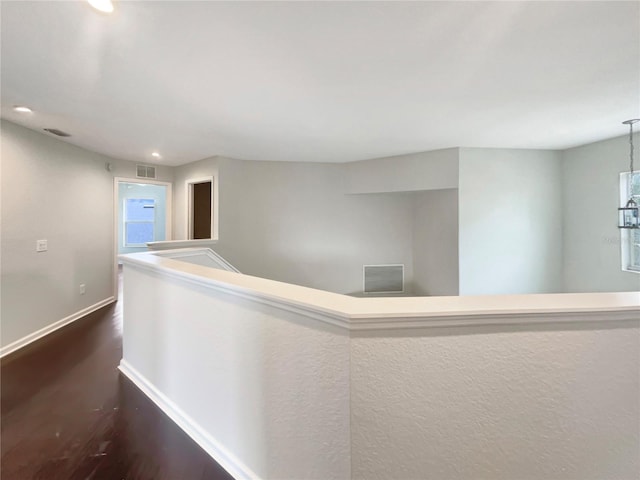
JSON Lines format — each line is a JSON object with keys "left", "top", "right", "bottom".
{"left": 151, "top": 152, "right": 161, "bottom": 158}
{"left": 87, "top": 0, "right": 114, "bottom": 14}
{"left": 13, "top": 106, "right": 32, "bottom": 113}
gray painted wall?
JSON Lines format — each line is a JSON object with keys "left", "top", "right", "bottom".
{"left": 174, "top": 157, "right": 416, "bottom": 295}
{"left": 458, "top": 148, "right": 564, "bottom": 295}
{"left": 0, "top": 120, "right": 173, "bottom": 349}
{"left": 172, "top": 156, "right": 219, "bottom": 241}
{"left": 412, "top": 189, "right": 459, "bottom": 296}
{"left": 562, "top": 133, "right": 640, "bottom": 292}
{"left": 4, "top": 117, "right": 637, "bottom": 350}
{"left": 344, "top": 148, "right": 458, "bottom": 194}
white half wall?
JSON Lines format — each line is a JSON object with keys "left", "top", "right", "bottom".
{"left": 0, "top": 120, "right": 173, "bottom": 350}
{"left": 351, "top": 321, "right": 639, "bottom": 480}
{"left": 121, "top": 263, "right": 351, "bottom": 479}
{"left": 412, "top": 189, "right": 459, "bottom": 295}
{"left": 120, "top": 251, "right": 640, "bottom": 480}
{"left": 458, "top": 148, "right": 563, "bottom": 295}
{"left": 562, "top": 133, "right": 640, "bottom": 292}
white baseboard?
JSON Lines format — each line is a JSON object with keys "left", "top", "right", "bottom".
{"left": 0, "top": 297, "right": 115, "bottom": 358}
{"left": 118, "top": 360, "right": 260, "bottom": 480}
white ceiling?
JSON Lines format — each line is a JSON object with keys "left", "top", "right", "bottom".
{"left": 1, "top": 1, "right": 639, "bottom": 166}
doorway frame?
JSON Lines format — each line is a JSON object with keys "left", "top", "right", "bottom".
{"left": 186, "top": 176, "right": 218, "bottom": 241}
{"left": 113, "top": 177, "right": 173, "bottom": 300}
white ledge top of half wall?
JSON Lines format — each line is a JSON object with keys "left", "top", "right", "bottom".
{"left": 146, "top": 239, "right": 218, "bottom": 250}
{"left": 120, "top": 249, "right": 640, "bottom": 330}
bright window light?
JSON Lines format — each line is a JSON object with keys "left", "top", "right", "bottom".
{"left": 13, "top": 106, "right": 32, "bottom": 113}
{"left": 124, "top": 198, "right": 155, "bottom": 246}
{"left": 620, "top": 171, "right": 640, "bottom": 272}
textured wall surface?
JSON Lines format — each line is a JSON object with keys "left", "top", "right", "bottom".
{"left": 351, "top": 323, "right": 640, "bottom": 480}
{"left": 122, "top": 265, "right": 351, "bottom": 479}
{"left": 122, "top": 254, "right": 639, "bottom": 480}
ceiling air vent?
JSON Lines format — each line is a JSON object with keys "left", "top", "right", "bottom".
{"left": 363, "top": 264, "right": 404, "bottom": 294}
{"left": 43, "top": 128, "right": 71, "bottom": 137}
{"left": 136, "top": 164, "right": 156, "bottom": 179}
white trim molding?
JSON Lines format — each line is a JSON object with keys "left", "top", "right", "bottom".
{"left": 147, "top": 239, "right": 218, "bottom": 250}
{"left": 186, "top": 176, "right": 219, "bottom": 241}
{"left": 119, "top": 248, "right": 640, "bottom": 479}
{"left": 0, "top": 297, "right": 115, "bottom": 358}
{"left": 119, "top": 249, "right": 640, "bottom": 332}
{"left": 118, "top": 360, "right": 261, "bottom": 480}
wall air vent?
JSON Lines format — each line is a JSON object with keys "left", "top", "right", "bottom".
{"left": 363, "top": 264, "right": 404, "bottom": 294}
{"left": 136, "top": 165, "right": 157, "bottom": 179}
{"left": 43, "top": 128, "right": 71, "bottom": 137}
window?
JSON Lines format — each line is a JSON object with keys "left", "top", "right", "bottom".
{"left": 621, "top": 172, "right": 640, "bottom": 272}
{"left": 125, "top": 198, "right": 156, "bottom": 247}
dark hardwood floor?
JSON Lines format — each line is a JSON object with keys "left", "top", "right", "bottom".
{"left": 1, "top": 269, "right": 234, "bottom": 480}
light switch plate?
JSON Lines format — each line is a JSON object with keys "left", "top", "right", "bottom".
{"left": 36, "top": 239, "right": 48, "bottom": 252}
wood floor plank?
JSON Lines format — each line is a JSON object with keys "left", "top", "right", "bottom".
{"left": 1, "top": 275, "right": 234, "bottom": 480}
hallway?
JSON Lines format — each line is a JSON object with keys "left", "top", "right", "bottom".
{"left": 1, "top": 272, "right": 233, "bottom": 480}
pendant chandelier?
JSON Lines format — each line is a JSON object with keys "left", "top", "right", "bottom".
{"left": 618, "top": 119, "right": 640, "bottom": 229}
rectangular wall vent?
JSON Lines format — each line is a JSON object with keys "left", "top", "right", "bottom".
{"left": 363, "top": 264, "right": 404, "bottom": 294}
{"left": 136, "top": 165, "right": 157, "bottom": 179}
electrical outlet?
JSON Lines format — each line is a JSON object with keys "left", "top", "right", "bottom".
{"left": 79, "top": 284, "right": 86, "bottom": 295}
{"left": 36, "top": 239, "right": 48, "bottom": 252}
